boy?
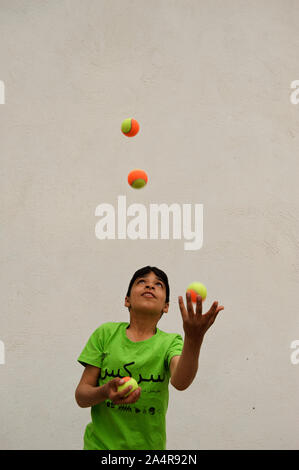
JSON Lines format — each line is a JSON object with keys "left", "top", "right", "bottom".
{"left": 75, "top": 265, "right": 224, "bottom": 450}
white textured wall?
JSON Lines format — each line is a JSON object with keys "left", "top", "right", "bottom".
{"left": 1, "top": 0, "right": 299, "bottom": 449}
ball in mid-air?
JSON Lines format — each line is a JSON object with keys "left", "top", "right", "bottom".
{"left": 121, "top": 118, "right": 140, "bottom": 137}
{"left": 186, "top": 282, "right": 207, "bottom": 302}
{"left": 128, "top": 169, "right": 148, "bottom": 189}
{"left": 117, "top": 377, "right": 139, "bottom": 397}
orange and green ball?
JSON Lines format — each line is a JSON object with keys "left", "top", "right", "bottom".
{"left": 121, "top": 118, "right": 140, "bottom": 137}
{"left": 117, "top": 377, "right": 139, "bottom": 397}
{"left": 186, "top": 282, "right": 207, "bottom": 302}
{"left": 128, "top": 169, "right": 148, "bottom": 189}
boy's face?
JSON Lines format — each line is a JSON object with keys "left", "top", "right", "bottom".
{"left": 125, "top": 271, "right": 169, "bottom": 316}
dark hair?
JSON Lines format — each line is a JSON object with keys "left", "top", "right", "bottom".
{"left": 126, "top": 266, "right": 170, "bottom": 304}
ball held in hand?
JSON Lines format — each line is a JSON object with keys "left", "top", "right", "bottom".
{"left": 187, "top": 282, "right": 207, "bottom": 302}
{"left": 117, "top": 377, "right": 139, "bottom": 397}
{"left": 121, "top": 118, "right": 140, "bottom": 137}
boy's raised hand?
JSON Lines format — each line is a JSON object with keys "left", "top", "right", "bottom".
{"left": 178, "top": 292, "right": 224, "bottom": 342}
{"left": 104, "top": 378, "right": 142, "bottom": 405}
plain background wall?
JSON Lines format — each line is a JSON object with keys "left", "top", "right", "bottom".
{"left": 1, "top": 0, "right": 299, "bottom": 449}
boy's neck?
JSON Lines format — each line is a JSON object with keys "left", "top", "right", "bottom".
{"left": 126, "top": 318, "right": 157, "bottom": 340}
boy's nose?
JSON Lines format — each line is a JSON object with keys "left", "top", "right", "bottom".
{"left": 145, "top": 284, "right": 155, "bottom": 290}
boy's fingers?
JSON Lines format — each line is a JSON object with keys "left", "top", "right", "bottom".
{"left": 112, "top": 387, "right": 131, "bottom": 404}
{"left": 111, "top": 378, "right": 124, "bottom": 391}
{"left": 178, "top": 296, "right": 188, "bottom": 322}
{"left": 113, "top": 387, "right": 141, "bottom": 404}
{"left": 120, "top": 387, "right": 141, "bottom": 402}
{"left": 128, "top": 388, "right": 141, "bottom": 402}
{"left": 186, "top": 291, "right": 194, "bottom": 316}
{"left": 213, "top": 305, "right": 224, "bottom": 318}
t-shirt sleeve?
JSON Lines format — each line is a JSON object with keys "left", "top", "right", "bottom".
{"left": 77, "top": 326, "right": 104, "bottom": 368}
{"left": 165, "top": 333, "right": 184, "bottom": 370}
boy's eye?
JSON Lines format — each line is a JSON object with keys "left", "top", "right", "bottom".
{"left": 137, "top": 279, "right": 163, "bottom": 287}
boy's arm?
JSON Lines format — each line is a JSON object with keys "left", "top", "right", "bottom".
{"left": 170, "top": 336, "right": 203, "bottom": 391}
{"left": 75, "top": 365, "right": 108, "bottom": 408}
{"left": 75, "top": 364, "right": 142, "bottom": 407}
{"left": 171, "top": 293, "right": 224, "bottom": 391}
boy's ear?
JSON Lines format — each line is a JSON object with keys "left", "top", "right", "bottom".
{"left": 163, "top": 303, "right": 169, "bottom": 314}
{"left": 124, "top": 296, "right": 130, "bottom": 308}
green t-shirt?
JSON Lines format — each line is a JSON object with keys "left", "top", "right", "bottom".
{"left": 77, "top": 321, "right": 183, "bottom": 450}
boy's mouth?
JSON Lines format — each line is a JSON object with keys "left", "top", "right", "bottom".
{"left": 142, "top": 292, "right": 156, "bottom": 298}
